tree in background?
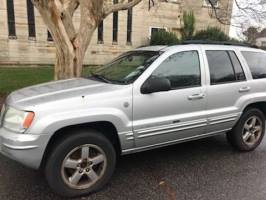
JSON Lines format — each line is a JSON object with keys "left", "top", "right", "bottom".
{"left": 31, "top": 0, "right": 143, "bottom": 80}
{"left": 208, "top": 0, "right": 266, "bottom": 32}
{"left": 243, "top": 27, "right": 259, "bottom": 44}
{"left": 181, "top": 11, "right": 195, "bottom": 41}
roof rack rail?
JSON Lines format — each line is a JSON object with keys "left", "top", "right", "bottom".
{"left": 182, "top": 40, "right": 257, "bottom": 48}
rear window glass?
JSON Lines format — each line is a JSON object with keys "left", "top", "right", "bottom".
{"left": 241, "top": 51, "right": 266, "bottom": 79}
{"left": 206, "top": 50, "right": 235, "bottom": 84}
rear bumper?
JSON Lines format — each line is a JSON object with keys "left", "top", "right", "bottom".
{"left": 0, "top": 127, "right": 50, "bottom": 169}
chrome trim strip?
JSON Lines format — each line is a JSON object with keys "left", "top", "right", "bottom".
{"left": 209, "top": 118, "right": 236, "bottom": 125}
{"left": 136, "top": 119, "right": 207, "bottom": 135}
{"left": 208, "top": 113, "right": 240, "bottom": 125}
{"left": 122, "top": 128, "right": 231, "bottom": 154}
{"left": 209, "top": 113, "right": 239, "bottom": 122}
{"left": 118, "top": 131, "right": 133, "bottom": 136}
{"left": 138, "top": 123, "right": 206, "bottom": 139}
{"left": 3, "top": 143, "right": 38, "bottom": 150}
{"left": 118, "top": 131, "right": 135, "bottom": 141}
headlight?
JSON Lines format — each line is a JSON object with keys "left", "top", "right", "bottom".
{"left": 2, "top": 106, "right": 35, "bottom": 133}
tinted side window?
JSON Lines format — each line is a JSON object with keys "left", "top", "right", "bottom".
{"left": 206, "top": 50, "right": 235, "bottom": 84}
{"left": 228, "top": 51, "right": 246, "bottom": 81}
{"left": 241, "top": 51, "right": 266, "bottom": 79}
{"left": 152, "top": 51, "right": 201, "bottom": 89}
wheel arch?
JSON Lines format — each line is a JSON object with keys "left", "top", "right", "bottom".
{"left": 242, "top": 101, "right": 266, "bottom": 117}
{"left": 40, "top": 121, "right": 122, "bottom": 169}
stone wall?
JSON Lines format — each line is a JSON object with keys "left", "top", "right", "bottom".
{"left": 0, "top": 0, "right": 232, "bottom": 66}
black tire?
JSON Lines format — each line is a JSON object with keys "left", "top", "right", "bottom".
{"left": 227, "top": 108, "right": 265, "bottom": 152}
{"left": 45, "top": 129, "right": 116, "bottom": 197}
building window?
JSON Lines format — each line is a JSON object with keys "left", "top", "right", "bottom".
{"left": 113, "top": 0, "right": 118, "bottom": 43}
{"left": 47, "top": 31, "right": 53, "bottom": 41}
{"left": 6, "top": 0, "right": 16, "bottom": 39}
{"left": 98, "top": 20, "right": 104, "bottom": 44}
{"left": 127, "top": 4, "right": 133, "bottom": 44}
{"left": 149, "top": 27, "right": 167, "bottom": 38}
{"left": 261, "top": 41, "right": 266, "bottom": 47}
{"left": 26, "top": 0, "right": 36, "bottom": 39}
{"left": 203, "top": 0, "right": 219, "bottom": 8}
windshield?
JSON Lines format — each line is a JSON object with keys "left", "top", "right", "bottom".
{"left": 88, "top": 51, "right": 160, "bottom": 84}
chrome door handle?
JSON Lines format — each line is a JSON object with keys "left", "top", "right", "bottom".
{"left": 188, "top": 93, "right": 205, "bottom": 100}
{"left": 239, "top": 86, "right": 251, "bottom": 93}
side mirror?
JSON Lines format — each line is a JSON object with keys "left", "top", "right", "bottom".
{"left": 141, "top": 76, "right": 171, "bottom": 94}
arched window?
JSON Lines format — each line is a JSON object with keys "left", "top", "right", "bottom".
{"left": 127, "top": 5, "right": 133, "bottom": 44}
{"left": 6, "top": 0, "right": 16, "bottom": 39}
{"left": 112, "top": 0, "right": 118, "bottom": 43}
{"left": 26, "top": 0, "right": 36, "bottom": 39}
{"left": 47, "top": 31, "right": 53, "bottom": 41}
{"left": 98, "top": 20, "right": 104, "bottom": 44}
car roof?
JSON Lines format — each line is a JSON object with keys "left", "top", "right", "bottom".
{"left": 134, "top": 44, "right": 265, "bottom": 53}
{"left": 134, "top": 45, "right": 168, "bottom": 51}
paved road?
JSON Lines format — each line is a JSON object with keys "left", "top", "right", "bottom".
{"left": 1, "top": 135, "right": 266, "bottom": 200}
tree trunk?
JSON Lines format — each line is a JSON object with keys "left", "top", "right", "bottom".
{"left": 54, "top": 27, "right": 95, "bottom": 80}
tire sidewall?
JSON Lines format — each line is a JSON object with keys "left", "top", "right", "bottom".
{"left": 232, "top": 108, "right": 265, "bottom": 151}
{"left": 45, "top": 130, "right": 116, "bottom": 197}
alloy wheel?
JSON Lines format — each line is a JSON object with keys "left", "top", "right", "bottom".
{"left": 61, "top": 144, "right": 107, "bottom": 190}
{"left": 242, "top": 116, "right": 263, "bottom": 146}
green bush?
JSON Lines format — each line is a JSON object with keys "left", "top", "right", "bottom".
{"left": 181, "top": 11, "right": 195, "bottom": 40}
{"left": 260, "top": 46, "right": 266, "bottom": 51}
{"left": 193, "top": 27, "right": 230, "bottom": 41}
{"left": 150, "top": 30, "right": 179, "bottom": 45}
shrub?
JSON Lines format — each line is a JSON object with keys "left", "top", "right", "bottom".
{"left": 150, "top": 30, "right": 180, "bottom": 45}
{"left": 193, "top": 27, "right": 230, "bottom": 41}
{"left": 260, "top": 46, "right": 266, "bottom": 51}
{"left": 181, "top": 11, "right": 195, "bottom": 40}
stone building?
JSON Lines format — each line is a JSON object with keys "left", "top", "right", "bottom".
{"left": 0, "top": 0, "right": 233, "bottom": 66}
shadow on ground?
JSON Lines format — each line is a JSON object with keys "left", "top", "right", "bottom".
{"left": 1, "top": 134, "right": 266, "bottom": 200}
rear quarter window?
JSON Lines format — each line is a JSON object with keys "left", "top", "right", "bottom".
{"left": 241, "top": 51, "right": 266, "bottom": 79}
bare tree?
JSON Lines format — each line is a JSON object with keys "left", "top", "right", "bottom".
{"left": 31, "top": 0, "right": 142, "bottom": 80}
{"left": 208, "top": 0, "right": 266, "bottom": 28}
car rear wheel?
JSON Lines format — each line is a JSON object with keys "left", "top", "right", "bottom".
{"left": 227, "top": 108, "right": 265, "bottom": 151}
{"left": 45, "top": 129, "right": 116, "bottom": 197}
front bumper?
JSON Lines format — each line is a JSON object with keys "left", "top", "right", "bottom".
{"left": 0, "top": 127, "right": 51, "bottom": 169}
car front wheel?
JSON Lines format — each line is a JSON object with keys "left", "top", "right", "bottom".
{"left": 45, "top": 129, "right": 116, "bottom": 197}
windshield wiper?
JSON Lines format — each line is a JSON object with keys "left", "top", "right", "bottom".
{"left": 89, "top": 72, "right": 111, "bottom": 83}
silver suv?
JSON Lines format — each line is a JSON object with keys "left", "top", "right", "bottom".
{"left": 1, "top": 44, "right": 266, "bottom": 197}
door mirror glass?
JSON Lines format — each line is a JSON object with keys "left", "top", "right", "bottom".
{"left": 141, "top": 76, "right": 171, "bottom": 94}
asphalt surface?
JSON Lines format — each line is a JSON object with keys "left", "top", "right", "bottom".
{"left": 1, "top": 135, "right": 266, "bottom": 200}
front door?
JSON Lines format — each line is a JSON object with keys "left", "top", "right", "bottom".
{"left": 132, "top": 47, "right": 208, "bottom": 148}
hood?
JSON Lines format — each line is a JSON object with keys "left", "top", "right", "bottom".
{"left": 6, "top": 78, "right": 123, "bottom": 108}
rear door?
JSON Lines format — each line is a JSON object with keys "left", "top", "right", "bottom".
{"left": 203, "top": 46, "right": 250, "bottom": 133}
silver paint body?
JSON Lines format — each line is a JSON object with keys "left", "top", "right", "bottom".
{"left": 1, "top": 44, "right": 266, "bottom": 169}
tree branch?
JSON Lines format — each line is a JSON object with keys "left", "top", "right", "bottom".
{"left": 63, "top": 0, "right": 80, "bottom": 16}
{"left": 103, "top": 0, "right": 142, "bottom": 18}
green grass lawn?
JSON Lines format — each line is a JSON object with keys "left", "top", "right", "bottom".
{"left": 0, "top": 66, "right": 93, "bottom": 95}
